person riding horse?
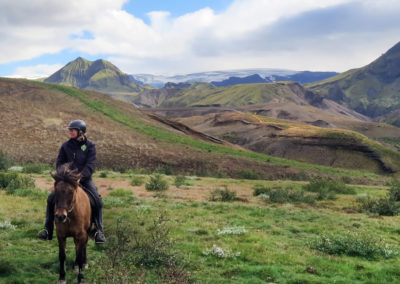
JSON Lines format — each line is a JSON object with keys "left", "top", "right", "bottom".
{"left": 38, "top": 119, "right": 106, "bottom": 244}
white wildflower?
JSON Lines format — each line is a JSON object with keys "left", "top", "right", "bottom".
{"left": 217, "top": 226, "right": 248, "bottom": 235}
{"left": 0, "top": 221, "right": 16, "bottom": 230}
{"left": 203, "top": 244, "right": 240, "bottom": 258}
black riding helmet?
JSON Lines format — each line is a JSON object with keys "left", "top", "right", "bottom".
{"left": 67, "top": 119, "right": 86, "bottom": 133}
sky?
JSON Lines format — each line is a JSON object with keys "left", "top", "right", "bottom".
{"left": 1, "top": 0, "right": 400, "bottom": 78}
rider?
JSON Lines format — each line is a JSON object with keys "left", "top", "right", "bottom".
{"left": 37, "top": 119, "right": 106, "bottom": 244}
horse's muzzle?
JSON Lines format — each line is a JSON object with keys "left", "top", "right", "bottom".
{"left": 55, "top": 213, "right": 67, "bottom": 223}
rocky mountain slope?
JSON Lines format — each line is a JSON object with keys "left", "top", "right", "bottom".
{"left": 45, "top": 57, "right": 149, "bottom": 95}
{"left": 308, "top": 41, "right": 400, "bottom": 126}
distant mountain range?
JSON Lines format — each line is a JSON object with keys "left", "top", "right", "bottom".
{"left": 210, "top": 71, "right": 338, "bottom": 87}
{"left": 45, "top": 57, "right": 148, "bottom": 94}
{"left": 131, "top": 69, "right": 339, "bottom": 88}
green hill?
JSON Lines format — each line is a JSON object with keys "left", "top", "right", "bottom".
{"left": 308, "top": 41, "right": 400, "bottom": 125}
{"left": 44, "top": 57, "right": 149, "bottom": 94}
{"left": 133, "top": 81, "right": 329, "bottom": 108}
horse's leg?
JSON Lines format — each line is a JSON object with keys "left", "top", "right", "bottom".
{"left": 58, "top": 236, "right": 67, "bottom": 284}
{"left": 83, "top": 242, "right": 88, "bottom": 270}
{"left": 74, "top": 235, "right": 87, "bottom": 283}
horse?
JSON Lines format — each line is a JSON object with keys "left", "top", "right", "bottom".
{"left": 51, "top": 164, "right": 92, "bottom": 284}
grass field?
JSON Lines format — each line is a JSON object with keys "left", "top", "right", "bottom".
{"left": 1, "top": 171, "right": 399, "bottom": 283}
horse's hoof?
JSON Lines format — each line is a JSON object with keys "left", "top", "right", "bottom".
{"left": 58, "top": 280, "right": 66, "bottom": 284}
{"left": 84, "top": 263, "right": 89, "bottom": 270}
{"left": 74, "top": 265, "right": 79, "bottom": 274}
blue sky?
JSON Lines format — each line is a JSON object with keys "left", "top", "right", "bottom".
{"left": 1, "top": 0, "right": 399, "bottom": 78}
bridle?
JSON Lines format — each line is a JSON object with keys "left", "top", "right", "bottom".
{"left": 55, "top": 185, "right": 77, "bottom": 216}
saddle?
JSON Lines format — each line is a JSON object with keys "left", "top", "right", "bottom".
{"left": 79, "top": 183, "right": 100, "bottom": 235}
{"left": 79, "top": 183, "right": 99, "bottom": 210}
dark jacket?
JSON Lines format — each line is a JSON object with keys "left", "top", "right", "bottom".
{"left": 56, "top": 138, "right": 96, "bottom": 183}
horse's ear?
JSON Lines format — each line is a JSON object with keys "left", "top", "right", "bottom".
{"left": 51, "top": 172, "right": 59, "bottom": 182}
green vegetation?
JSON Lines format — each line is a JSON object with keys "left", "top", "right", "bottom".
{"left": 1, "top": 172, "right": 400, "bottom": 283}
{"left": 209, "top": 186, "right": 238, "bottom": 202}
{"left": 310, "top": 231, "right": 399, "bottom": 259}
{"left": 303, "top": 178, "right": 356, "bottom": 200}
{"left": 131, "top": 175, "right": 146, "bottom": 186}
{"left": 0, "top": 150, "right": 11, "bottom": 170}
{"left": 174, "top": 175, "right": 189, "bottom": 187}
{"left": 254, "top": 185, "right": 316, "bottom": 204}
{"left": 88, "top": 213, "right": 190, "bottom": 283}
{"left": 145, "top": 174, "right": 169, "bottom": 191}
{"left": 103, "top": 189, "right": 135, "bottom": 209}
{"left": 22, "top": 163, "right": 52, "bottom": 174}
{"left": 357, "top": 180, "right": 400, "bottom": 216}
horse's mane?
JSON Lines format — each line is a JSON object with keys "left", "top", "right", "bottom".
{"left": 53, "top": 163, "right": 81, "bottom": 187}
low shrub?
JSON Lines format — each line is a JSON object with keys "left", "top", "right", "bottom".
{"left": 303, "top": 178, "right": 355, "bottom": 200}
{"left": 22, "top": 163, "right": 52, "bottom": 174}
{"left": 91, "top": 213, "right": 190, "bottom": 283}
{"left": 0, "top": 172, "right": 19, "bottom": 188}
{"left": 174, "top": 175, "right": 188, "bottom": 188}
{"left": 254, "top": 185, "right": 315, "bottom": 204}
{"left": 388, "top": 179, "right": 400, "bottom": 201}
{"left": 357, "top": 195, "right": 399, "bottom": 216}
{"left": 145, "top": 174, "right": 169, "bottom": 191}
{"left": 131, "top": 175, "right": 146, "bottom": 186}
{"left": 155, "top": 164, "right": 174, "bottom": 175}
{"left": 0, "top": 150, "right": 11, "bottom": 171}
{"left": 114, "top": 166, "right": 127, "bottom": 174}
{"left": 209, "top": 186, "right": 237, "bottom": 202}
{"left": 8, "top": 187, "right": 48, "bottom": 199}
{"left": 99, "top": 171, "right": 108, "bottom": 178}
{"left": 5, "top": 175, "right": 35, "bottom": 194}
{"left": 239, "top": 170, "right": 260, "bottom": 180}
{"left": 253, "top": 184, "right": 272, "bottom": 196}
{"left": 310, "top": 231, "right": 399, "bottom": 259}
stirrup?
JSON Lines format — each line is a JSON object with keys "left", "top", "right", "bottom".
{"left": 38, "top": 228, "right": 50, "bottom": 240}
{"left": 94, "top": 231, "right": 106, "bottom": 244}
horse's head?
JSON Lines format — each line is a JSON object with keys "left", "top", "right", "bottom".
{"left": 51, "top": 164, "right": 82, "bottom": 223}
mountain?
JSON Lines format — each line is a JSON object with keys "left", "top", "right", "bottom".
{"left": 272, "top": 71, "right": 339, "bottom": 84}
{"left": 131, "top": 69, "right": 338, "bottom": 87}
{"left": 308, "top": 41, "right": 400, "bottom": 125}
{"left": 44, "top": 57, "right": 149, "bottom": 94}
{"left": 211, "top": 74, "right": 270, "bottom": 86}
{"left": 2, "top": 77, "right": 361, "bottom": 179}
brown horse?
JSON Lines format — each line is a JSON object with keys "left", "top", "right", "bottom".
{"left": 51, "top": 164, "right": 91, "bottom": 284}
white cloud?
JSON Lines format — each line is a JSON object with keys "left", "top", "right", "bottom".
{"left": 1, "top": 0, "right": 400, "bottom": 74}
{"left": 7, "top": 64, "right": 63, "bottom": 79}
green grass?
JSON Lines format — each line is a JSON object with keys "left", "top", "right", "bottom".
{"left": 33, "top": 81, "right": 384, "bottom": 179}
{"left": 0, "top": 173, "right": 400, "bottom": 283}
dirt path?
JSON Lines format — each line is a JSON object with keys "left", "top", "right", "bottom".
{"left": 34, "top": 176, "right": 260, "bottom": 203}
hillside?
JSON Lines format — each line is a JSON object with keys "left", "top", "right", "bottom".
{"left": 1, "top": 77, "right": 385, "bottom": 181}
{"left": 177, "top": 112, "right": 400, "bottom": 173}
{"left": 44, "top": 57, "right": 149, "bottom": 95}
{"left": 132, "top": 81, "right": 364, "bottom": 115}
{"left": 308, "top": 41, "right": 400, "bottom": 125}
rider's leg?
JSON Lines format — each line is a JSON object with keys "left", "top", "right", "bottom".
{"left": 38, "top": 191, "right": 55, "bottom": 240}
